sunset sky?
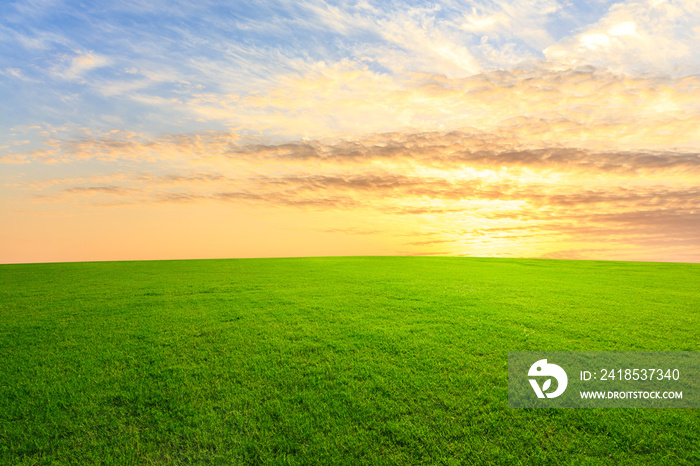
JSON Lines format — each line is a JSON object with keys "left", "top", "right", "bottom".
{"left": 2, "top": 0, "right": 699, "bottom": 263}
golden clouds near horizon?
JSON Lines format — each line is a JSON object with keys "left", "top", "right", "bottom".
{"left": 4, "top": 125, "right": 699, "bottom": 263}
{"left": 3, "top": 67, "right": 700, "bottom": 263}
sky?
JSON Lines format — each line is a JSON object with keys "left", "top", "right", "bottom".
{"left": 1, "top": 0, "right": 700, "bottom": 264}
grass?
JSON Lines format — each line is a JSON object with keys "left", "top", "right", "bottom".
{"left": 0, "top": 256, "right": 699, "bottom": 464}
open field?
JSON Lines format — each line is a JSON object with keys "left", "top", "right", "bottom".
{"left": 1, "top": 256, "right": 699, "bottom": 464}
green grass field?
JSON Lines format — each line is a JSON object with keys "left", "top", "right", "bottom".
{"left": 1, "top": 257, "right": 699, "bottom": 464}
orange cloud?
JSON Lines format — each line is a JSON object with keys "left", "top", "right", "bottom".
{"left": 5, "top": 126, "right": 696, "bottom": 263}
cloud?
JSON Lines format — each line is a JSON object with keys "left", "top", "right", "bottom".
{"left": 0, "top": 21, "right": 71, "bottom": 51}
{"left": 52, "top": 50, "right": 111, "bottom": 81}
{"left": 7, "top": 125, "right": 698, "bottom": 261}
{"left": 33, "top": 184, "right": 137, "bottom": 202}
{"left": 179, "top": 66, "right": 700, "bottom": 150}
{"left": 3, "top": 0, "right": 700, "bottom": 146}
{"left": 545, "top": 0, "right": 700, "bottom": 75}
{"left": 0, "top": 153, "right": 29, "bottom": 164}
{"left": 404, "top": 239, "right": 456, "bottom": 246}
{"left": 460, "top": 0, "right": 561, "bottom": 50}
{"left": 294, "top": 2, "right": 482, "bottom": 77}
{"left": 138, "top": 173, "right": 226, "bottom": 184}
{"left": 1, "top": 67, "right": 36, "bottom": 82}
{"left": 62, "top": 185, "right": 132, "bottom": 194}
{"left": 14, "top": 126, "right": 697, "bottom": 261}
{"left": 0, "top": 129, "right": 239, "bottom": 163}
{"left": 227, "top": 133, "right": 700, "bottom": 176}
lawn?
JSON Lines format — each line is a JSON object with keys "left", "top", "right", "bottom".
{"left": 1, "top": 257, "right": 699, "bottom": 464}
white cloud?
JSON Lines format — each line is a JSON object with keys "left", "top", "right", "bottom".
{"left": 7, "top": 28, "right": 69, "bottom": 50}
{"left": 52, "top": 50, "right": 111, "bottom": 81}
{"left": 4, "top": 0, "right": 700, "bottom": 147}
{"left": 299, "top": 3, "right": 481, "bottom": 77}
{"left": 545, "top": 0, "right": 700, "bottom": 75}
{"left": 458, "top": 0, "right": 562, "bottom": 52}
{"left": 1, "top": 67, "right": 34, "bottom": 81}
{"left": 608, "top": 21, "right": 637, "bottom": 36}
{"left": 461, "top": 9, "right": 508, "bottom": 33}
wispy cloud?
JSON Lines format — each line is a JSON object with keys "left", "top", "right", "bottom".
{"left": 62, "top": 185, "right": 131, "bottom": 194}
{"left": 51, "top": 50, "right": 111, "bottom": 81}
{"left": 179, "top": 66, "right": 700, "bottom": 149}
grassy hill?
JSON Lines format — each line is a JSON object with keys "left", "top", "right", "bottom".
{"left": 1, "top": 257, "right": 699, "bottom": 464}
